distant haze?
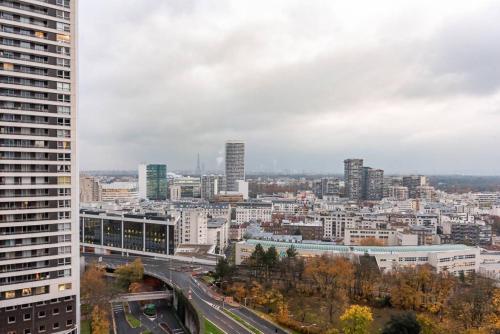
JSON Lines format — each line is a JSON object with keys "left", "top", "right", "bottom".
{"left": 79, "top": 0, "right": 500, "bottom": 174}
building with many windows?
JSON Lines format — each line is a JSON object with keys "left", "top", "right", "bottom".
{"left": 0, "top": 1, "right": 79, "bottom": 333}
{"left": 225, "top": 140, "right": 245, "bottom": 192}
{"left": 344, "top": 159, "right": 364, "bottom": 201}
{"left": 138, "top": 164, "right": 168, "bottom": 201}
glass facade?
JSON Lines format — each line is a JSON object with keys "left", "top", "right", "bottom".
{"left": 80, "top": 213, "right": 174, "bottom": 255}
{"left": 146, "top": 164, "right": 168, "bottom": 200}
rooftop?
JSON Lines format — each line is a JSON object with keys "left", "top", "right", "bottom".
{"left": 243, "top": 239, "right": 475, "bottom": 254}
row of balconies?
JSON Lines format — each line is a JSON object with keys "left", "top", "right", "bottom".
{"left": 0, "top": 151, "right": 71, "bottom": 161}
{"left": 0, "top": 138, "right": 71, "bottom": 149}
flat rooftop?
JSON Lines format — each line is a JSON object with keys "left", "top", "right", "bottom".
{"left": 243, "top": 239, "right": 475, "bottom": 254}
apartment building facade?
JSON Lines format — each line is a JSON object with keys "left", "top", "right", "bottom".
{"left": 0, "top": 1, "right": 79, "bottom": 333}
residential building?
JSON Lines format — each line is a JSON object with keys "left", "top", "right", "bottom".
{"left": 101, "top": 182, "right": 138, "bottom": 202}
{"left": 0, "top": 1, "right": 79, "bottom": 333}
{"left": 79, "top": 175, "right": 101, "bottom": 203}
{"left": 225, "top": 140, "right": 245, "bottom": 192}
{"left": 170, "top": 177, "right": 200, "bottom": 200}
{"left": 200, "top": 174, "right": 224, "bottom": 201}
{"left": 234, "top": 202, "right": 272, "bottom": 223}
{"left": 313, "top": 177, "right": 340, "bottom": 199}
{"left": 344, "top": 159, "right": 363, "bottom": 200}
{"left": 450, "top": 222, "right": 492, "bottom": 246}
{"left": 402, "top": 175, "right": 427, "bottom": 199}
{"left": 362, "top": 167, "right": 384, "bottom": 200}
{"left": 207, "top": 218, "right": 229, "bottom": 254}
{"left": 175, "top": 208, "right": 208, "bottom": 245}
{"left": 138, "top": 164, "right": 168, "bottom": 201}
{"left": 388, "top": 186, "right": 409, "bottom": 201}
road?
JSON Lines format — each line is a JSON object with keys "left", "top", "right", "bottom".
{"left": 85, "top": 253, "right": 288, "bottom": 334}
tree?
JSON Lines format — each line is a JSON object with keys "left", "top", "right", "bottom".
{"left": 340, "top": 305, "right": 373, "bottom": 334}
{"left": 264, "top": 246, "right": 279, "bottom": 277}
{"left": 90, "top": 305, "right": 110, "bottom": 334}
{"left": 286, "top": 245, "right": 298, "bottom": 258}
{"left": 304, "top": 255, "right": 354, "bottom": 322}
{"left": 417, "top": 314, "right": 446, "bottom": 334}
{"left": 382, "top": 312, "right": 421, "bottom": 334}
{"left": 81, "top": 262, "right": 113, "bottom": 311}
{"left": 115, "top": 258, "right": 144, "bottom": 289}
{"left": 214, "top": 257, "right": 235, "bottom": 284}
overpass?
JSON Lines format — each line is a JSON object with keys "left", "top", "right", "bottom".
{"left": 112, "top": 291, "right": 172, "bottom": 303}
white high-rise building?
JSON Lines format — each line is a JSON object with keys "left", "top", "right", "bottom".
{"left": 225, "top": 140, "right": 245, "bottom": 192}
{"left": 0, "top": 1, "right": 79, "bottom": 333}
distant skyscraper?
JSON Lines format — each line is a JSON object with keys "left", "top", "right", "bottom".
{"left": 344, "top": 159, "right": 364, "bottom": 200}
{"left": 362, "top": 167, "right": 384, "bottom": 200}
{"left": 195, "top": 153, "right": 201, "bottom": 176}
{"left": 0, "top": 1, "right": 79, "bottom": 332}
{"left": 138, "top": 164, "right": 168, "bottom": 200}
{"left": 225, "top": 141, "right": 245, "bottom": 192}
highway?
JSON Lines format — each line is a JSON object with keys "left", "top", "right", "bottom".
{"left": 84, "top": 253, "right": 287, "bottom": 334}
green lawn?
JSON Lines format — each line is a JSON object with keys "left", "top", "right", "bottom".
{"left": 80, "top": 320, "right": 91, "bottom": 334}
{"left": 141, "top": 331, "right": 153, "bottom": 334}
{"left": 204, "top": 318, "right": 225, "bottom": 334}
{"left": 126, "top": 313, "right": 141, "bottom": 328}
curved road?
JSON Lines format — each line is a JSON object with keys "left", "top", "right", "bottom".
{"left": 84, "top": 253, "right": 287, "bottom": 334}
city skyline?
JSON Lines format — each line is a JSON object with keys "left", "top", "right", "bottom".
{"left": 79, "top": 0, "right": 500, "bottom": 174}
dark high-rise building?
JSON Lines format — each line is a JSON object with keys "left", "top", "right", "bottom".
{"left": 225, "top": 141, "right": 245, "bottom": 192}
{"left": 0, "top": 0, "right": 79, "bottom": 333}
{"left": 344, "top": 159, "right": 364, "bottom": 200}
{"left": 313, "top": 177, "right": 340, "bottom": 198}
{"left": 402, "top": 175, "right": 427, "bottom": 199}
{"left": 362, "top": 167, "right": 384, "bottom": 200}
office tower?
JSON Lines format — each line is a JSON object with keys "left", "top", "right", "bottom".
{"left": 362, "top": 167, "right": 384, "bottom": 200}
{"left": 225, "top": 140, "right": 245, "bottom": 192}
{"left": 79, "top": 175, "right": 101, "bottom": 203}
{"left": 344, "top": 159, "right": 364, "bottom": 200}
{"left": 0, "top": 1, "right": 79, "bottom": 333}
{"left": 402, "top": 175, "right": 427, "bottom": 199}
{"left": 201, "top": 175, "right": 225, "bottom": 201}
{"left": 138, "top": 164, "right": 168, "bottom": 200}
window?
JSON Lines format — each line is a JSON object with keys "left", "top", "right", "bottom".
{"left": 66, "top": 319, "right": 73, "bottom": 326}
{"left": 57, "top": 106, "right": 71, "bottom": 114}
{"left": 5, "top": 290, "right": 15, "bottom": 299}
{"left": 24, "top": 313, "right": 31, "bottom": 321}
{"left": 38, "top": 325, "right": 46, "bottom": 333}
{"left": 53, "top": 308, "right": 59, "bottom": 315}
{"left": 56, "top": 10, "right": 70, "bottom": 20}
{"left": 38, "top": 311, "right": 46, "bottom": 318}
{"left": 22, "top": 288, "right": 32, "bottom": 296}
{"left": 53, "top": 323, "right": 60, "bottom": 330}
{"left": 56, "top": 22, "right": 70, "bottom": 32}
{"left": 24, "top": 329, "right": 32, "bottom": 334}
{"left": 56, "top": 34, "right": 70, "bottom": 44}
{"left": 8, "top": 315, "right": 15, "bottom": 323}
{"left": 66, "top": 304, "right": 73, "bottom": 312}
{"left": 58, "top": 283, "right": 71, "bottom": 291}
{"left": 57, "top": 58, "right": 70, "bottom": 67}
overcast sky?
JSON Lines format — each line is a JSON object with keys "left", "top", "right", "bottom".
{"left": 79, "top": 0, "right": 500, "bottom": 174}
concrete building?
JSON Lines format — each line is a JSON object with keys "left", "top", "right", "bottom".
{"left": 175, "top": 208, "right": 208, "bottom": 245}
{"left": 450, "top": 222, "right": 492, "bottom": 246}
{"left": 362, "top": 168, "right": 384, "bottom": 200}
{"left": 79, "top": 175, "right": 101, "bottom": 203}
{"left": 313, "top": 177, "right": 340, "bottom": 199}
{"left": 207, "top": 218, "right": 229, "bottom": 254}
{"left": 235, "top": 240, "right": 480, "bottom": 276}
{"left": 101, "top": 182, "right": 138, "bottom": 202}
{"left": 225, "top": 141, "right": 245, "bottom": 192}
{"left": 402, "top": 175, "right": 427, "bottom": 199}
{"left": 388, "top": 186, "right": 409, "bottom": 201}
{"left": 200, "top": 175, "right": 224, "bottom": 201}
{"left": 170, "top": 177, "right": 201, "bottom": 200}
{"left": 138, "top": 164, "right": 168, "bottom": 201}
{"left": 234, "top": 202, "right": 272, "bottom": 223}
{"left": 0, "top": 1, "right": 79, "bottom": 333}
{"left": 344, "top": 159, "right": 364, "bottom": 200}
{"left": 80, "top": 209, "right": 176, "bottom": 256}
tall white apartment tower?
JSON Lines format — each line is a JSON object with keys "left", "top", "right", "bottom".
{"left": 225, "top": 140, "right": 245, "bottom": 192}
{"left": 0, "top": 1, "right": 79, "bottom": 333}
